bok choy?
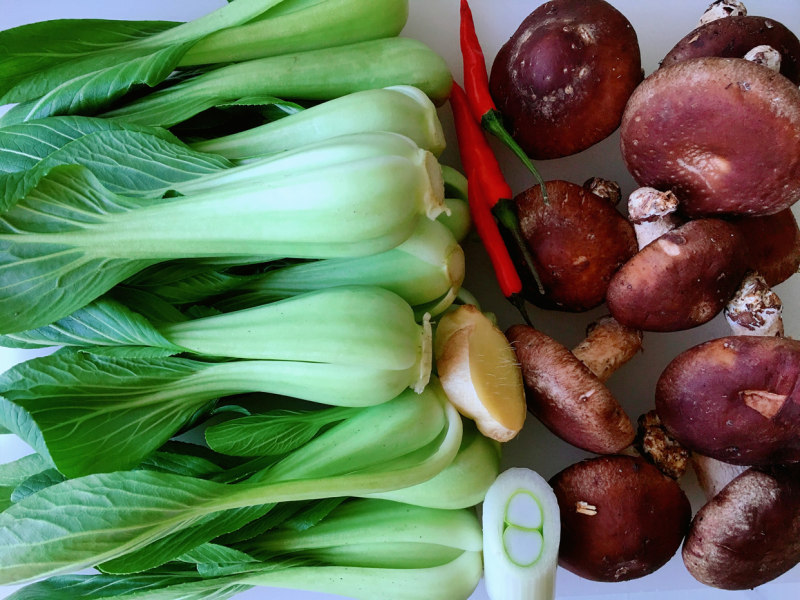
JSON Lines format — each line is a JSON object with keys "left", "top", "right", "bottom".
{"left": 0, "top": 381, "right": 464, "bottom": 585}
{"left": 0, "top": 136, "right": 444, "bottom": 334}
{"left": 94, "top": 38, "right": 452, "bottom": 128}
{"left": 0, "top": 0, "right": 414, "bottom": 124}
{"left": 5, "top": 499, "right": 483, "bottom": 600}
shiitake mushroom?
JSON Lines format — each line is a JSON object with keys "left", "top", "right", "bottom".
{"left": 489, "top": 0, "right": 642, "bottom": 159}
{"left": 549, "top": 455, "right": 691, "bottom": 582}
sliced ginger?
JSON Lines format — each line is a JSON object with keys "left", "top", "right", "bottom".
{"left": 434, "top": 304, "right": 526, "bottom": 442}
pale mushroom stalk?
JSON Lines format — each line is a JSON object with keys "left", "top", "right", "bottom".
{"left": 691, "top": 272, "right": 785, "bottom": 501}
{"left": 698, "top": 0, "right": 747, "bottom": 26}
{"left": 627, "top": 187, "right": 682, "bottom": 250}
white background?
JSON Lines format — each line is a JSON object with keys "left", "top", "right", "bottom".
{"left": 1, "top": 1, "right": 799, "bottom": 599}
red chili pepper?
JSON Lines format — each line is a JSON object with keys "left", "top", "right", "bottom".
{"left": 450, "top": 83, "right": 534, "bottom": 322}
{"left": 459, "top": 0, "right": 548, "bottom": 202}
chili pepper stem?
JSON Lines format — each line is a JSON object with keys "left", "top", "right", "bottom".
{"left": 508, "top": 293, "right": 533, "bottom": 326}
{"left": 492, "top": 198, "right": 547, "bottom": 297}
{"left": 482, "top": 110, "right": 549, "bottom": 204}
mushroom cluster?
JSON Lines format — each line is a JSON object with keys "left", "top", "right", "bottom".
{"left": 490, "top": 0, "right": 800, "bottom": 589}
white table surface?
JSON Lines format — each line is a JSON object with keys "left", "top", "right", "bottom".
{"left": 1, "top": 1, "right": 799, "bottom": 598}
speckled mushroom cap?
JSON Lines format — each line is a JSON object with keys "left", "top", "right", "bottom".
{"left": 661, "top": 15, "right": 800, "bottom": 84}
{"left": 515, "top": 180, "right": 638, "bottom": 311}
{"left": 606, "top": 219, "right": 747, "bottom": 332}
{"left": 656, "top": 335, "right": 800, "bottom": 466}
{"left": 682, "top": 465, "right": 800, "bottom": 590}
{"left": 489, "top": 0, "right": 642, "bottom": 159}
{"left": 620, "top": 57, "right": 800, "bottom": 217}
{"left": 506, "top": 324, "right": 635, "bottom": 454}
{"left": 550, "top": 455, "right": 691, "bottom": 582}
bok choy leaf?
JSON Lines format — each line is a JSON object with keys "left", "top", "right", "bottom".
{"left": 0, "top": 382, "right": 464, "bottom": 585}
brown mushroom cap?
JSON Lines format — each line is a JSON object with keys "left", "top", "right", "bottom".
{"left": 683, "top": 464, "right": 800, "bottom": 590}
{"left": 515, "top": 180, "right": 638, "bottom": 311}
{"left": 620, "top": 57, "right": 800, "bottom": 217}
{"left": 656, "top": 335, "right": 800, "bottom": 466}
{"left": 661, "top": 15, "right": 800, "bottom": 84}
{"left": 732, "top": 208, "right": 800, "bottom": 287}
{"left": 550, "top": 455, "right": 692, "bottom": 582}
{"left": 489, "top": 0, "right": 642, "bottom": 159}
{"left": 506, "top": 324, "right": 635, "bottom": 454}
{"left": 606, "top": 219, "right": 747, "bottom": 332}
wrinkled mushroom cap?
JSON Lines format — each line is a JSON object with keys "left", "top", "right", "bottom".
{"left": 489, "top": 0, "right": 642, "bottom": 159}
{"left": 661, "top": 15, "right": 800, "bottom": 84}
{"left": 683, "top": 465, "right": 800, "bottom": 590}
{"left": 656, "top": 335, "right": 800, "bottom": 465}
{"left": 515, "top": 180, "right": 637, "bottom": 311}
{"left": 606, "top": 219, "right": 747, "bottom": 332}
{"left": 506, "top": 324, "right": 634, "bottom": 454}
{"left": 550, "top": 455, "right": 691, "bottom": 582}
{"left": 620, "top": 57, "right": 800, "bottom": 217}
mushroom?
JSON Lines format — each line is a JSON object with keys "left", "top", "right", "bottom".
{"left": 549, "top": 455, "right": 692, "bottom": 582}
{"left": 507, "top": 315, "right": 640, "bottom": 454}
{"left": 513, "top": 179, "right": 638, "bottom": 311}
{"left": 682, "top": 464, "right": 800, "bottom": 590}
{"left": 488, "top": 0, "right": 642, "bottom": 159}
{"left": 731, "top": 209, "right": 800, "bottom": 288}
{"left": 661, "top": 13, "right": 800, "bottom": 84}
{"left": 606, "top": 216, "right": 747, "bottom": 332}
{"left": 685, "top": 273, "right": 784, "bottom": 501}
{"left": 655, "top": 331, "right": 800, "bottom": 466}
{"left": 620, "top": 56, "right": 800, "bottom": 217}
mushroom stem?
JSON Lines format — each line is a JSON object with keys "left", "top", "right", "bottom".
{"left": 583, "top": 177, "right": 622, "bottom": 206}
{"left": 698, "top": 0, "right": 747, "bottom": 26}
{"left": 744, "top": 44, "right": 782, "bottom": 72}
{"left": 571, "top": 316, "right": 643, "bottom": 383}
{"left": 627, "top": 187, "right": 683, "bottom": 250}
{"left": 724, "top": 272, "right": 784, "bottom": 337}
{"left": 691, "top": 271, "right": 783, "bottom": 498}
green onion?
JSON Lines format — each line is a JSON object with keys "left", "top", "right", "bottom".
{"left": 482, "top": 468, "right": 561, "bottom": 600}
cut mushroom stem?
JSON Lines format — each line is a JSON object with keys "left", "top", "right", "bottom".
{"left": 724, "top": 272, "right": 784, "bottom": 337}
{"left": 691, "top": 272, "right": 784, "bottom": 498}
{"left": 698, "top": 0, "right": 747, "bottom": 26}
{"left": 583, "top": 177, "right": 622, "bottom": 206}
{"left": 571, "top": 315, "right": 643, "bottom": 383}
{"left": 744, "top": 44, "right": 782, "bottom": 72}
{"left": 627, "top": 187, "right": 682, "bottom": 249}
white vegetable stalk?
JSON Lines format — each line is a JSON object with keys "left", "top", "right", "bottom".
{"left": 483, "top": 468, "right": 561, "bottom": 600}
{"left": 193, "top": 86, "right": 446, "bottom": 159}
{"left": 178, "top": 131, "right": 440, "bottom": 196}
{"left": 179, "top": 0, "right": 409, "bottom": 66}
{"left": 160, "top": 285, "right": 432, "bottom": 391}
{"left": 48, "top": 151, "right": 445, "bottom": 260}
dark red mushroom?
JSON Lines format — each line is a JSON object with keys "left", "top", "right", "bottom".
{"left": 514, "top": 180, "right": 638, "bottom": 311}
{"left": 550, "top": 455, "right": 692, "bottom": 582}
{"left": 489, "top": 0, "right": 642, "bottom": 159}
{"left": 682, "top": 464, "right": 800, "bottom": 590}
{"left": 606, "top": 218, "right": 747, "bottom": 332}
{"left": 656, "top": 335, "right": 800, "bottom": 466}
{"left": 620, "top": 56, "right": 800, "bottom": 217}
{"left": 732, "top": 209, "right": 800, "bottom": 288}
{"left": 661, "top": 14, "right": 800, "bottom": 84}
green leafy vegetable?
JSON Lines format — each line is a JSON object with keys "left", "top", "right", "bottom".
{"left": 0, "top": 135, "right": 443, "bottom": 333}
{"left": 93, "top": 38, "right": 452, "bottom": 128}
{"left": 0, "top": 383, "right": 463, "bottom": 585}
{"left": 193, "top": 85, "right": 446, "bottom": 160}
{"left": 0, "top": 0, "right": 290, "bottom": 121}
